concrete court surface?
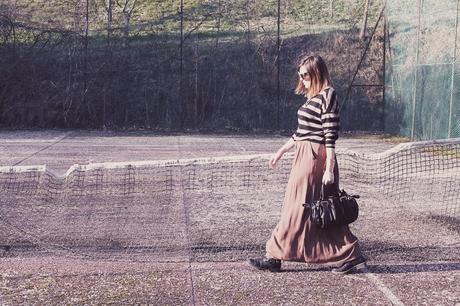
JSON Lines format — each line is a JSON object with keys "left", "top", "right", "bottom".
{"left": 0, "top": 256, "right": 459, "bottom": 305}
{"left": 0, "top": 129, "right": 400, "bottom": 175}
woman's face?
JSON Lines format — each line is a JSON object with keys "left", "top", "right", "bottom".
{"left": 298, "top": 65, "right": 311, "bottom": 89}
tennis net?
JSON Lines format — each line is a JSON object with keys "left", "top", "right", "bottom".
{"left": 0, "top": 137, "right": 459, "bottom": 262}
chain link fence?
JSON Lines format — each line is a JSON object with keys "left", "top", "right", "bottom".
{"left": 0, "top": 0, "right": 385, "bottom": 133}
{"left": 384, "top": 0, "right": 460, "bottom": 140}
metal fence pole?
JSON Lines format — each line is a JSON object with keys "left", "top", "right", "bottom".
{"left": 277, "top": 0, "right": 281, "bottom": 130}
{"left": 448, "top": 0, "right": 460, "bottom": 138}
{"left": 410, "top": 0, "right": 422, "bottom": 140}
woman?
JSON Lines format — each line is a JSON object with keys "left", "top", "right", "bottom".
{"left": 249, "top": 54, "right": 366, "bottom": 274}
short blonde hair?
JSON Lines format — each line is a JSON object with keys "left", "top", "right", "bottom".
{"left": 295, "top": 54, "right": 333, "bottom": 98}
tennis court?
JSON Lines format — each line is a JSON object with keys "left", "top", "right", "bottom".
{"left": 2, "top": 0, "right": 460, "bottom": 303}
{"left": 1, "top": 130, "right": 459, "bottom": 305}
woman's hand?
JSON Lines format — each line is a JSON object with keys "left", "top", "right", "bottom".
{"left": 322, "top": 170, "right": 334, "bottom": 185}
{"left": 323, "top": 147, "right": 335, "bottom": 185}
{"left": 268, "top": 149, "right": 285, "bottom": 169}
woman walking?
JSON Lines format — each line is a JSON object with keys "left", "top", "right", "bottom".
{"left": 249, "top": 54, "right": 366, "bottom": 274}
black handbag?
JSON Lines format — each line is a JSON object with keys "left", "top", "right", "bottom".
{"left": 302, "top": 183, "right": 360, "bottom": 229}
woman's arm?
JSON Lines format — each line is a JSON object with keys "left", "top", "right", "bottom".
{"left": 269, "top": 137, "right": 295, "bottom": 169}
{"left": 325, "top": 147, "right": 335, "bottom": 173}
{"left": 321, "top": 87, "right": 340, "bottom": 183}
{"left": 279, "top": 137, "right": 295, "bottom": 154}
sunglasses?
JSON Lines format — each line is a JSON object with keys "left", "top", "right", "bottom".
{"left": 298, "top": 71, "right": 310, "bottom": 80}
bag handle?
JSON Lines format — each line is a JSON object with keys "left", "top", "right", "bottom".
{"left": 320, "top": 182, "right": 339, "bottom": 199}
{"left": 304, "top": 182, "right": 340, "bottom": 207}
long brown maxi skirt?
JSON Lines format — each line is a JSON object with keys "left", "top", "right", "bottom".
{"left": 265, "top": 140, "right": 363, "bottom": 266}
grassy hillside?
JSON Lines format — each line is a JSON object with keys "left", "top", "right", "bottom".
{"left": 8, "top": 0, "right": 383, "bottom": 37}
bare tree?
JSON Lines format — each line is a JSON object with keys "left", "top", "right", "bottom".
{"left": 0, "top": 1, "right": 15, "bottom": 50}
{"left": 215, "top": 0, "right": 221, "bottom": 49}
{"left": 104, "top": 0, "right": 114, "bottom": 47}
{"left": 330, "top": 0, "right": 334, "bottom": 19}
{"left": 116, "top": 0, "right": 137, "bottom": 47}
{"left": 360, "top": 0, "right": 370, "bottom": 40}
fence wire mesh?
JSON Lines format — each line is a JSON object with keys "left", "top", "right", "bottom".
{"left": 0, "top": 0, "right": 385, "bottom": 132}
{"left": 385, "top": 0, "right": 460, "bottom": 139}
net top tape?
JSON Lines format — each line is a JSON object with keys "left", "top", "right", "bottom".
{"left": 1, "top": 137, "right": 459, "bottom": 180}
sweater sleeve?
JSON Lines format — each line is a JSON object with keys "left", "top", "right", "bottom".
{"left": 321, "top": 88, "right": 340, "bottom": 148}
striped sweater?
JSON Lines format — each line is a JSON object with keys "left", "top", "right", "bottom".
{"left": 291, "top": 86, "right": 340, "bottom": 148}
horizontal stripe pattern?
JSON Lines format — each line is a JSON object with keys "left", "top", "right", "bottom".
{"left": 291, "top": 86, "right": 340, "bottom": 148}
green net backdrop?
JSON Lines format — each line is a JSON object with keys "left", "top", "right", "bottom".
{"left": 384, "top": 0, "right": 460, "bottom": 140}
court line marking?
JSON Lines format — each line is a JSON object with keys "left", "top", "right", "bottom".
{"left": 178, "top": 135, "right": 197, "bottom": 306}
{"left": 12, "top": 131, "right": 72, "bottom": 166}
{"left": 361, "top": 267, "right": 405, "bottom": 306}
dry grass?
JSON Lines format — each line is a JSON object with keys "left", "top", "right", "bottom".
{"left": 341, "top": 131, "right": 412, "bottom": 143}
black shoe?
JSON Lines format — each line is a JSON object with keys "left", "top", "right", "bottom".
{"left": 248, "top": 257, "right": 281, "bottom": 272}
{"left": 331, "top": 256, "right": 367, "bottom": 274}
